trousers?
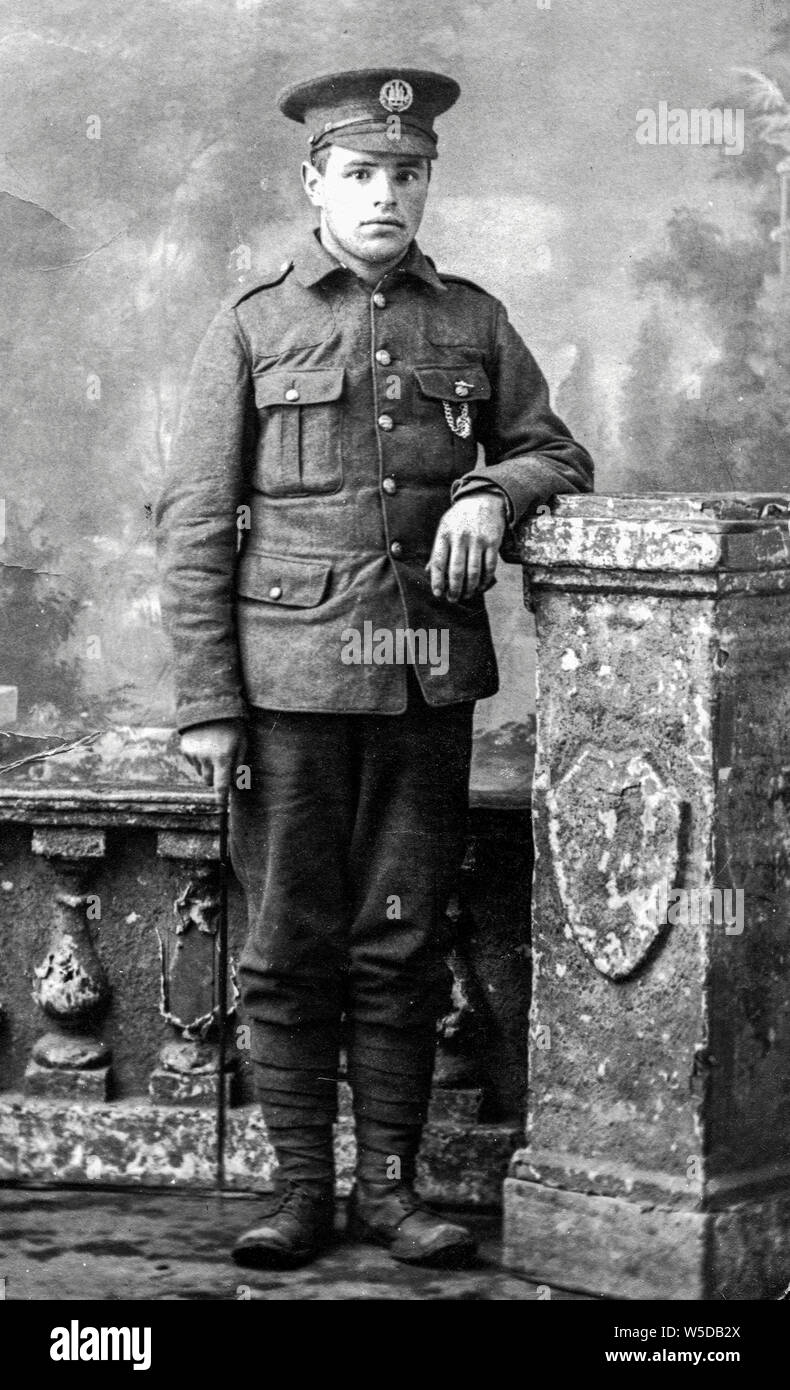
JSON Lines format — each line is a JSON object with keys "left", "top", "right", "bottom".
{"left": 230, "top": 671, "right": 474, "bottom": 1184}
{"left": 232, "top": 671, "right": 474, "bottom": 1037}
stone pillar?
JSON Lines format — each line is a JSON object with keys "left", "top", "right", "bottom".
{"left": 504, "top": 493, "right": 790, "bottom": 1300}
{"left": 26, "top": 828, "right": 111, "bottom": 1099}
{"left": 152, "top": 829, "right": 233, "bottom": 1106}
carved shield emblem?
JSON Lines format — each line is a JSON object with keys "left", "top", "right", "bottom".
{"left": 545, "top": 747, "right": 683, "bottom": 980}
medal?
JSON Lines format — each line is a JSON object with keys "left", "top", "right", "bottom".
{"left": 443, "top": 400, "right": 472, "bottom": 438}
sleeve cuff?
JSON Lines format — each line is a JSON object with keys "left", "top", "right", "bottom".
{"left": 449, "top": 476, "right": 515, "bottom": 523}
{"left": 176, "top": 699, "right": 246, "bottom": 735}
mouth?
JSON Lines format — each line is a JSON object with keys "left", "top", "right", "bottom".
{"left": 361, "top": 219, "right": 405, "bottom": 229}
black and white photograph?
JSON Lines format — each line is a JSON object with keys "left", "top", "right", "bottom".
{"left": 0, "top": 0, "right": 789, "bottom": 1339}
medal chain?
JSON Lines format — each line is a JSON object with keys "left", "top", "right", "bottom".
{"left": 442, "top": 401, "right": 472, "bottom": 438}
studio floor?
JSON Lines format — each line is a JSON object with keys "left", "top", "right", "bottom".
{"left": 0, "top": 1188, "right": 591, "bottom": 1301}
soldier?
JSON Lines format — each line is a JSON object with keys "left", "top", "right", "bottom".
{"left": 156, "top": 67, "right": 593, "bottom": 1269}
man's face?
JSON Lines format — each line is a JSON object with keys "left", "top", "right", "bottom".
{"left": 302, "top": 146, "right": 431, "bottom": 266}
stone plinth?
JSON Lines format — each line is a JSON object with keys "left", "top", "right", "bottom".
{"left": 149, "top": 1039, "right": 232, "bottom": 1107}
{"left": 505, "top": 492, "right": 790, "bottom": 1300}
{"left": 23, "top": 1061, "right": 110, "bottom": 1100}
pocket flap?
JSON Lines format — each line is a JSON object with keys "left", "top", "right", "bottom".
{"left": 237, "top": 550, "right": 331, "bottom": 607}
{"left": 253, "top": 368, "right": 345, "bottom": 408}
{"left": 413, "top": 365, "right": 491, "bottom": 402}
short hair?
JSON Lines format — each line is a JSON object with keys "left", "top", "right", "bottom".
{"left": 310, "top": 147, "right": 331, "bottom": 175}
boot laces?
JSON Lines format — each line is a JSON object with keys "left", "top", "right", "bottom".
{"left": 372, "top": 1181, "right": 423, "bottom": 1221}
{"left": 259, "top": 1178, "right": 328, "bottom": 1219}
{"left": 396, "top": 1189, "right": 424, "bottom": 1220}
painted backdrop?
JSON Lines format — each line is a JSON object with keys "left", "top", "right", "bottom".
{"left": 1, "top": 0, "right": 787, "bottom": 787}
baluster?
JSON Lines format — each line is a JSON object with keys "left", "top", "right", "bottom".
{"left": 152, "top": 829, "right": 233, "bottom": 1105}
{"left": 26, "top": 828, "right": 111, "bottom": 1099}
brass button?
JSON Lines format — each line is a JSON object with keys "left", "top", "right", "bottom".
{"left": 454, "top": 382, "right": 470, "bottom": 397}
{"left": 284, "top": 387, "right": 300, "bottom": 402}
{"left": 268, "top": 585, "right": 283, "bottom": 600}
{"left": 382, "top": 476, "right": 397, "bottom": 495}
{"left": 390, "top": 540, "right": 403, "bottom": 557}
{"left": 372, "top": 292, "right": 387, "bottom": 309}
{"left": 375, "top": 349, "right": 392, "bottom": 366}
{"left": 378, "top": 414, "right": 394, "bottom": 431}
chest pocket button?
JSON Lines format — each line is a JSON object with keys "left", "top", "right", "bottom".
{"left": 413, "top": 366, "right": 491, "bottom": 404}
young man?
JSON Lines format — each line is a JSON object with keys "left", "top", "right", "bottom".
{"left": 157, "top": 67, "right": 593, "bottom": 1269}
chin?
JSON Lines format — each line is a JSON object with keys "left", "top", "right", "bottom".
{"left": 354, "top": 233, "right": 409, "bottom": 260}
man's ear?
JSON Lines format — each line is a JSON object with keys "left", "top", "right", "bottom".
{"left": 301, "top": 160, "right": 324, "bottom": 208}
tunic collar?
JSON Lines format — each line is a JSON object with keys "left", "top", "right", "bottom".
{"left": 291, "top": 228, "right": 447, "bottom": 294}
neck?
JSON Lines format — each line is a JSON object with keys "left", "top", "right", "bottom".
{"left": 319, "top": 221, "right": 409, "bottom": 287}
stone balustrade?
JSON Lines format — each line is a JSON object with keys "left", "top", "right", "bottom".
{"left": 0, "top": 727, "right": 527, "bottom": 1203}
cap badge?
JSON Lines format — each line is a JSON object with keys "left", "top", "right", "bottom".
{"left": 379, "top": 78, "right": 413, "bottom": 113}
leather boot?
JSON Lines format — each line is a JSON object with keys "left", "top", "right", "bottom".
{"left": 348, "top": 1180, "right": 477, "bottom": 1267}
{"left": 232, "top": 1179, "right": 335, "bottom": 1269}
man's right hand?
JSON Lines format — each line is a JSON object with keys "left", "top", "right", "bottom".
{"left": 180, "top": 720, "right": 242, "bottom": 793}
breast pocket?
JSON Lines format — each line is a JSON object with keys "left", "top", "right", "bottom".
{"left": 252, "top": 368, "right": 345, "bottom": 496}
{"left": 412, "top": 364, "right": 491, "bottom": 477}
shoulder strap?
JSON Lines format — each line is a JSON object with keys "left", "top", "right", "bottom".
{"left": 226, "top": 259, "right": 294, "bottom": 308}
{"left": 437, "top": 269, "right": 492, "bottom": 296}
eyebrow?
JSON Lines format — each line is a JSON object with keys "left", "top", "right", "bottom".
{"left": 342, "top": 158, "right": 423, "bottom": 170}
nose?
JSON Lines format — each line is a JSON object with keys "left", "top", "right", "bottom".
{"left": 371, "top": 170, "right": 398, "bottom": 208}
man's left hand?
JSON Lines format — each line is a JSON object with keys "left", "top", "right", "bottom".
{"left": 427, "top": 491, "right": 508, "bottom": 602}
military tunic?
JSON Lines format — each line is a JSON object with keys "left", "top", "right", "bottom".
{"left": 156, "top": 231, "right": 593, "bottom": 730}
